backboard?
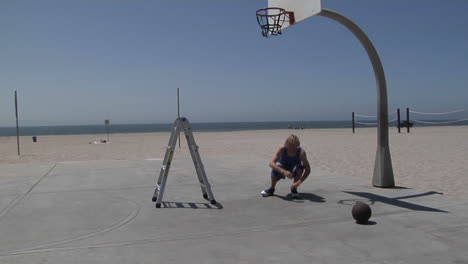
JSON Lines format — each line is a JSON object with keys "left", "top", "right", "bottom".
{"left": 268, "top": 0, "right": 322, "bottom": 29}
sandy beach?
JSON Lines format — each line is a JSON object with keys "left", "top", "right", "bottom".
{"left": 1, "top": 126, "right": 467, "bottom": 199}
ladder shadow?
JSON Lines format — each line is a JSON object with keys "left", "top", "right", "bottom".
{"left": 160, "top": 201, "right": 223, "bottom": 209}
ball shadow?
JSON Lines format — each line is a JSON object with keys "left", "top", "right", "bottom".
{"left": 356, "top": 220, "right": 377, "bottom": 225}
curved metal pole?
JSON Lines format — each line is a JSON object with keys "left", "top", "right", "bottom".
{"left": 318, "top": 9, "right": 394, "bottom": 187}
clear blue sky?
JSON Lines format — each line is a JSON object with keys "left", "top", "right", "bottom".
{"left": 1, "top": 0, "right": 467, "bottom": 126}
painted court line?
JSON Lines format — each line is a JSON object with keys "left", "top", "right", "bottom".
{"left": 0, "top": 164, "right": 57, "bottom": 223}
{"left": 0, "top": 209, "right": 411, "bottom": 256}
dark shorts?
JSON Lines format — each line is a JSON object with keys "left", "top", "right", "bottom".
{"left": 271, "top": 163, "right": 304, "bottom": 179}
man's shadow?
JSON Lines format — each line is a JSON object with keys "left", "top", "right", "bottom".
{"left": 274, "top": 192, "right": 326, "bottom": 203}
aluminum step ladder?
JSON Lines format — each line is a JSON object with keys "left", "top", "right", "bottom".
{"left": 152, "top": 117, "right": 216, "bottom": 208}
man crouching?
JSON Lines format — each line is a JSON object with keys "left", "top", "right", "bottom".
{"left": 261, "top": 134, "right": 311, "bottom": 198}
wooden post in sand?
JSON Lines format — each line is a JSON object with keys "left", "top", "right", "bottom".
{"left": 397, "top": 108, "right": 401, "bottom": 133}
{"left": 14, "top": 91, "right": 20, "bottom": 156}
{"left": 352, "top": 112, "right": 355, "bottom": 133}
{"left": 177, "top": 88, "right": 181, "bottom": 148}
{"left": 406, "top": 107, "right": 410, "bottom": 133}
{"left": 105, "top": 119, "right": 110, "bottom": 142}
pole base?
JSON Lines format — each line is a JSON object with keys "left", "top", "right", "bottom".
{"left": 372, "top": 146, "right": 395, "bottom": 187}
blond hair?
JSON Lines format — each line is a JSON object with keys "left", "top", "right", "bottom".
{"left": 285, "top": 134, "right": 300, "bottom": 147}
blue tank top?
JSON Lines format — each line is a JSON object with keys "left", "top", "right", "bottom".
{"left": 278, "top": 147, "right": 302, "bottom": 167}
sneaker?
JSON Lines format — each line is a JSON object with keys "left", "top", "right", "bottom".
{"left": 289, "top": 188, "right": 300, "bottom": 199}
{"left": 261, "top": 187, "right": 275, "bottom": 197}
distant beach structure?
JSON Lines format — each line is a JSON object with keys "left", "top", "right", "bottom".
{"left": 400, "top": 121, "right": 413, "bottom": 128}
{"left": 288, "top": 123, "right": 305, "bottom": 129}
{"left": 352, "top": 107, "right": 468, "bottom": 133}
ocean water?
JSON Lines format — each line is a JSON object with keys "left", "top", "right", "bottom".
{"left": 0, "top": 120, "right": 466, "bottom": 137}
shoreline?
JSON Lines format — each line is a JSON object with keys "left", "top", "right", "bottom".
{"left": 1, "top": 123, "right": 467, "bottom": 138}
{"left": 1, "top": 123, "right": 467, "bottom": 137}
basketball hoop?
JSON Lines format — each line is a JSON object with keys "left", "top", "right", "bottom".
{"left": 256, "top": 7, "right": 295, "bottom": 38}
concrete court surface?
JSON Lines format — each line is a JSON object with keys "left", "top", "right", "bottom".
{"left": 0, "top": 157, "right": 467, "bottom": 264}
